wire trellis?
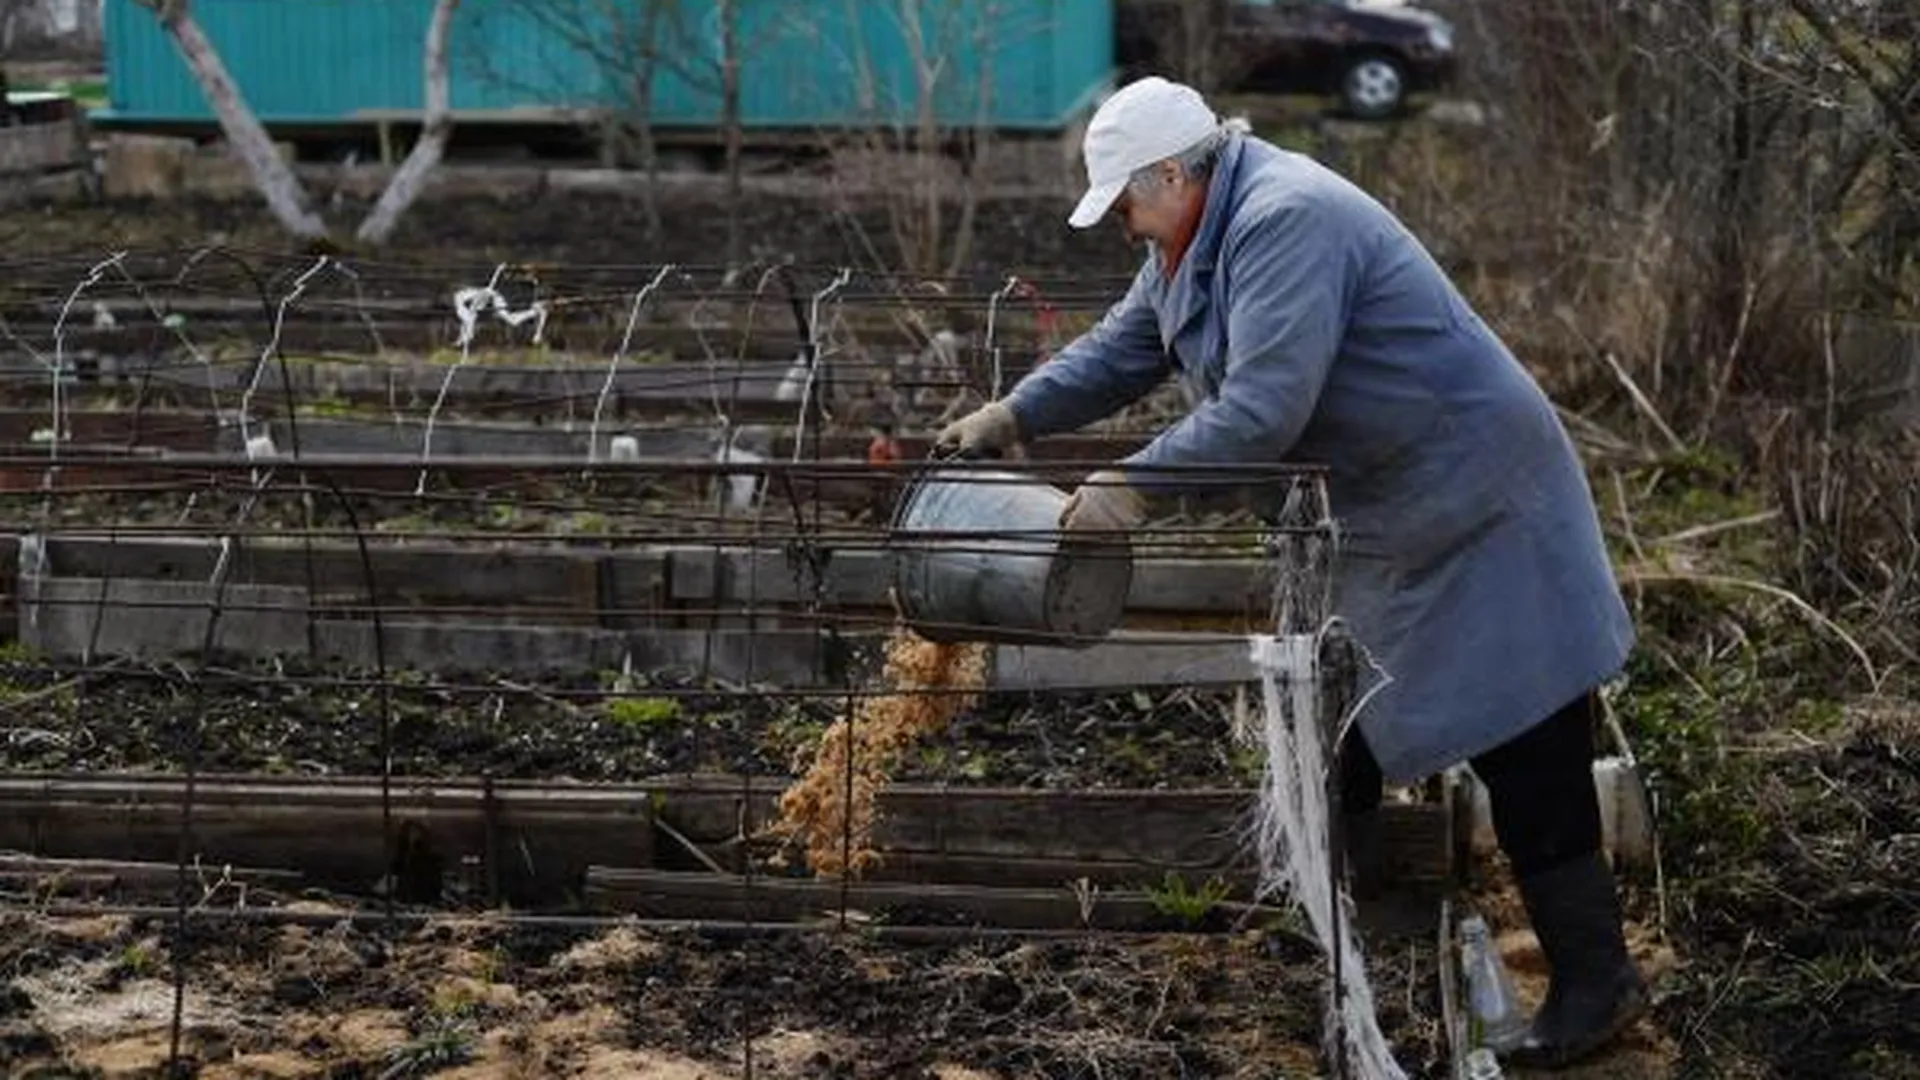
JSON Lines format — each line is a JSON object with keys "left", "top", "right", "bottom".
{"left": 0, "top": 248, "right": 1425, "bottom": 1079}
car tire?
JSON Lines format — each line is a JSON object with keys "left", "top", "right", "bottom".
{"left": 1339, "top": 53, "right": 1407, "bottom": 120}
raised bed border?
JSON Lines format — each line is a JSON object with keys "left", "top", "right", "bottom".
{"left": 0, "top": 771, "right": 1457, "bottom": 927}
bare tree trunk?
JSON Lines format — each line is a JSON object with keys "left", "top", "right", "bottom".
{"left": 942, "top": 0, "right": 996, "bottom": 279}
{"left": 630, "top": 0, "right": 664, "bottom": 239}
{"left": 1179, "top": 0, "right": 1219, "bottom": 94}
{"left": 136, "top": 0, "right": 327, "bottom": 239}
{"left": 904, "top": 0, "right": 943, "bottom": 277}
{"left": 356, "top": 0, "right": 462, "bottom": 245}
{"left": 720, "top": 0, "right": 744, "bottom": 266}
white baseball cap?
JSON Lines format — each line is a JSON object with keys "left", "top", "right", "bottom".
{"left": 1068, "top": 76, "right": 1222, "bottom": 229}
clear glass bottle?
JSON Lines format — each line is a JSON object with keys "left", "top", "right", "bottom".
{"left": 1464, "top": 1047, "right": 1504, "bottom": 1079}
{"left": 1459, "top": 914, "right": 1528, "bottom": 1053}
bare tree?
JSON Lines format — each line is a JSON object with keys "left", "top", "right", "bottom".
{"left": 640, "top": 0, "right": 780, "bottom": 264}
{"left": 1115, "top": 0, "right": 1253, "bottom": 96}
{"left": 1437, "top": 0, "right": 1916, "bottom": 432}
{"left": 129, "top": 0, "right": 463, "bottom": 247}
{"left": 822, "top": 0, "right": 1039, "bottom": 280}
{"left": 469, "top": 0, "right": 773, "bottom": 261}
{"left": 462, "top": 0, "right": 669, "bottom": 237}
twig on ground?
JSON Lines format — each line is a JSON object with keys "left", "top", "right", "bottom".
{"left": 0, "top": 677, "right": 86, "bottom": 718}
{"left": 1599, "top": 347, "right": 1686, "bottom": 454}
{"left": 493, "top": 676, "right": 587, "bottom": 718}
{"left": 654, "top": 817, "right": 729, "bottom": 876}
{"left": 1654, "top": 509, "right": 1783, "bottom": 546}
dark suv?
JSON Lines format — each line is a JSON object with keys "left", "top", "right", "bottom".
{"left": 1116, "top": 0, "right": 1460, "bottom": 120}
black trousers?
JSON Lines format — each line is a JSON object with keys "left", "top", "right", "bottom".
{"left": 1340, "top": 691, "right": 1603, "bottom": 879}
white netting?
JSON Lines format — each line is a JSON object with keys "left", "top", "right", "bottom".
{"left": 1245, "top": 628, "right": 1406, "bottom": 1080}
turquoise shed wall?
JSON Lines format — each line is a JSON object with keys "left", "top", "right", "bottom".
{"left": 101, "top": 0, "right": 1113, "bottom": 131}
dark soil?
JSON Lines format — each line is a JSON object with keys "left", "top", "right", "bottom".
{"left": 0, "top": 909, "right": 1443, "bottom": 1079}
{"left": 0, "top": 655, "right": 1253, "bottom": 790}
{"left": 8, "top": 164, "right": 1920, "bottom": 1080}
{"left": 0, "top": 186, "right": 1146, "bottom": 284}
{"left": 1644, "top": 707, "right": 1920, "bottom": 1078}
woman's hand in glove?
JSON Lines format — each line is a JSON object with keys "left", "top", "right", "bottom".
{"left": 1061, "top": 470, "right": 1147, "bottom": 533}
{"left": 935, "top": 401, "right": 1020, "bottom": 458}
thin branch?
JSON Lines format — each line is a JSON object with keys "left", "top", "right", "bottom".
{"left": 1786, "top": 0, "right": 1920, "bottom": 159}
{"left": 1600, "top": 347, "right": 1687, "bottom": 454}
{"left": 1654, "top": 508, "right": 1783, "bottom": 546}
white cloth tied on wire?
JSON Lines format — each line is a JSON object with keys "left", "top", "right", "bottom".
{"left": 452, "top": 283, "right": 548, "bottom": 349}
{"left": 1246, "top": 631, "right": 1407, "bottom": 1080}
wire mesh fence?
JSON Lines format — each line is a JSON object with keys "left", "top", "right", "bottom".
{"left": 0, "top": 248, "right": 1446, "bottom": 1078}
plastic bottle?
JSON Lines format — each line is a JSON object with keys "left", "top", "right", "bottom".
{"left": 1458, "top": 914, "right": 1528, "bottom": 1053}
{"left": 1464, "top": 1047, "right": 1504, "bottom": 1079}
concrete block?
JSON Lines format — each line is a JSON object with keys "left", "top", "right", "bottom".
{"left": 0, "top": 119, "right": 84, "bottom": 177}
{"left": 181, "top": 154, "right": 257, "bottom": 200}
{"left": 0, "top": 168, "right": 89, "bottom": 207}
{"left": 993, "top": 633, "right": 1256, "bottom": 690}
{"left": 102, "top": 134, "right": 195, "bottom": 199}
{"left": 543, "top": 167, "right": 645, "bottom": 195}
{"left": 312, "top": 619, "right": 627, "bottom": 676}
{"left": 427, "top": 165, "right": 548, "bottom": 200}
{"left": 20, "top": 576, "right": 310, "bottom": 660}
{"left": 1459, "top": 756, "right": 1655, "bottom": 869}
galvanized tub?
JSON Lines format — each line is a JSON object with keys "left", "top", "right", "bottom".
{"left": 889, "top": 467, "right": 1133, "bottom": 646}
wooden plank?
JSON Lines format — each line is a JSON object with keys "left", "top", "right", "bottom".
{"left": 117, "top": 356, "right": 852, "bottom": 408}
{"left": 10, "top": 578, "right": 1261, "bottom": 688}
{"left": 213, "top": 417, "right": 719, "bottom": 460}
{"left": 0, "top": 775, "right": 654, "bottom": 904}
{"left": 0, "top": 409, "right": 1157, "bottom": 465}
{"left": 859, "top": 852, "right": 1257, "bottom": 893}
{"left": 33, "top": 536, "right": 1267, "bottom": 619}
{"left": 10, "top": 579, "right": 879, "bottom": 683}
{"left": 655, "top": 782, "right": 1450, "bottom": 883}
{"left": 0, "top": 854, "right": 304, "bottom": 898}
{"left": 0, "top": 409, "right": 221, "bottom": 451}
{"left": 38, "top": 537, "right": 666, "bottom": 624}
{"left": 583, "top": 867, "right": 1249, "bottom": 931}
{"left": 0, "top": 455, "right": 868, "bottom": 503}
{"left": 0, "top": 774, "right": 1455, "bottom": 905}
{"left": 654, "top": 786, "right": 1244, "bottom": 868}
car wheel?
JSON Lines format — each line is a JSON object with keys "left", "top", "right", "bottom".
{"left": 1340, "top": 54, "right": 1407, "bottom": 120}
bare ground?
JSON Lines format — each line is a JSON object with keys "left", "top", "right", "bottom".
{"left": 3, "top": 188, "right": 1917, "bottom": 1078}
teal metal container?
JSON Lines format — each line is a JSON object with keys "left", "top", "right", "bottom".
{"left": 99, "top": 0, "right": 1113, "bottom": 131}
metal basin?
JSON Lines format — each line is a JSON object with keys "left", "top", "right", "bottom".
{"left": 889, "top": 467, "right": 1133, "bottom": 646}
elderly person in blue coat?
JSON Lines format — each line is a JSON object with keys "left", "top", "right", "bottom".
{"left": 939, "top": 76, "right": 1646, "bottom": 1069}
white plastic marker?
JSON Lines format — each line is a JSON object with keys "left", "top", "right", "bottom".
{"left": 587, "top": 265, "right": 674, "bottom": 466}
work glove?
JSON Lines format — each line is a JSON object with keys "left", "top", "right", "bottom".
{"left": 1061, "top": 470, "right": 1148, "bottom": 534}
{"left": 935, "top": 400, "right": 1020, "bottom": 458}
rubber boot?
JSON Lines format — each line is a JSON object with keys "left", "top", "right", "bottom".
{"left": 1505, "top": 853, "right": 1649, "bottom": 1069}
